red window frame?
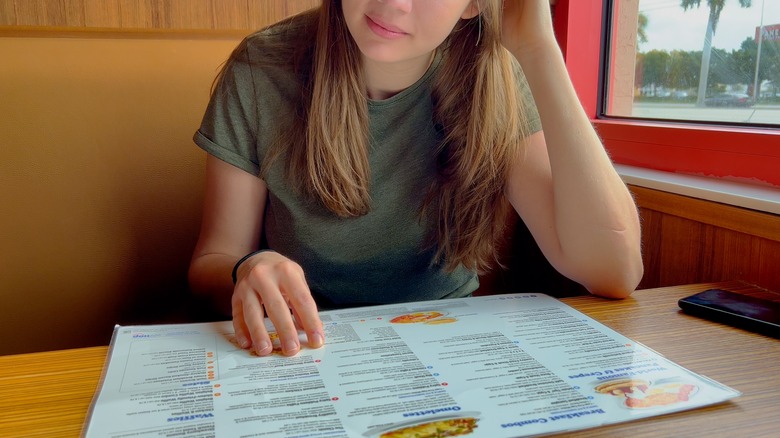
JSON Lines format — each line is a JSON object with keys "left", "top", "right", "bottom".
{"left": 553, "top": 0, "right": 780, "bottom": 188}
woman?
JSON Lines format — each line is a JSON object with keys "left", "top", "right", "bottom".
{"left": 189, "top": 0, "right": 643, "bottom": 357}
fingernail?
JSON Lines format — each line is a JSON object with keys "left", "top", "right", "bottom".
{"left": 283, "top": 340, "right": 299, "bottom": 355}
{"left": 256, "top": 339, "right": 272, "bottom": 355}
{"left": 310, "top": 332, "right": 324, "bottom": 348}
{"left": 237, "top": 335, "right": 250, "bottom": 349}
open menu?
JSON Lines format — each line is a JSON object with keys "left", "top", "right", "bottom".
{"left": 83, "top": 293, "right": 739, "bottom": 437}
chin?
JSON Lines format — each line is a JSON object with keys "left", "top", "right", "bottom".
{"left": 354, "top": 45, "right": 403, "bottom": 64}
{"left": 356, "top": 42, "right": 432, "bottom": 67}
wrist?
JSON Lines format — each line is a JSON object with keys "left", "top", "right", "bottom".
{"left": 231, "top": 249, "right": 274, "bottom": 285}
{"left": 508, "top": 37, "right": 560, "bottom": 67}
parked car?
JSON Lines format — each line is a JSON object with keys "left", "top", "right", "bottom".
{"left": 703, "top": 93, "right": 753, "bottom": 107}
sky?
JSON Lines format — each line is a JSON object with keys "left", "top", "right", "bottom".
{"left": 638, "top": 0, "right": 780, "bottom": 52}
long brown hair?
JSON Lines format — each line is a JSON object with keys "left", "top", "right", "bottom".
{"left": 222, "top": 0, "right": 530, "bottom": 273}
{"left": 427, "top": 0, "right": 529, "bottom": 273}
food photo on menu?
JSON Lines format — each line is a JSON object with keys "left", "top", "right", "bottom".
{"left": 593, "top": 378, "right": 699, "bottom": 410}
{"left": 82, "top": 294, "right": 739, "bottom": 437}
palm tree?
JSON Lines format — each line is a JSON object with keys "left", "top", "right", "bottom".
{"left": 681, "top": 0, "right": 752, "bottom": 106}
{"left": 638, "top": 12, "right": 649, "bottom": 46}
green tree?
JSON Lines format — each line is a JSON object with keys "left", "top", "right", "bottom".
{"left": 681, "top": 0, "right": 752, "bottom": 105}
{"left": 642, "top": 50, "right": 671, "bottom": 95}
{"left": 763, "top": 41, "right": 780, "bottom": 97}
{"left": 732, "top": 39, "right": 760, "bottom": 91}
{"left": 707, "top": 48, "right": 740, "bottom": 88}
{"left": 667, "top": 50, "right": 700, "bottom": 91}
{"left": 734, "top": 37, "right": 780, "bottom": 98}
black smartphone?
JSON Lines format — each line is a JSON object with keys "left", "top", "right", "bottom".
{"left": 678, "top": 289, "right": 780, "bottom": 338}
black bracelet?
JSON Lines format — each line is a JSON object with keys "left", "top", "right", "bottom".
{"left": 231, "top": 249, "right": 273, "bottom": 285}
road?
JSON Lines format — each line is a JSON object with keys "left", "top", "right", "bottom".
{"left": 627, "top": 102, "right": 780, "bottom": 125}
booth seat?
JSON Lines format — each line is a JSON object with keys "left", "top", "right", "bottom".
{"left": 1, "top": 33, "right": 244, "bottom": 355}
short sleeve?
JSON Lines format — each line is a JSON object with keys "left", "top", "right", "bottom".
{"left": 194, "top": 48, "right": 261, "bottom": 176}
{"left": 513, "top": 59, "right": 543, "bottom": 136}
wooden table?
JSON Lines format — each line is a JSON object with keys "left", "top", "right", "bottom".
{"left": 1, "top": 281, "right": 778, "bottom": 437}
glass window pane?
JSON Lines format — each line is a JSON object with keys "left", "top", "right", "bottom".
{"left": 605, "top": 0, "right": 780, "bottom": 127}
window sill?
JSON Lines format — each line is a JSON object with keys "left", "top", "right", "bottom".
{"left": 616, "top": 164, "right": 780, "bottom": 216}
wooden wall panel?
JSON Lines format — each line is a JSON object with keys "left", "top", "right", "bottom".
{"left": 632, "top": 185, "right": 780, "bottom": 293}
{"left": 212, "top": 0, "right": 251, "bottom": 30}
{"left": 637, "top": 208, "right": 661, "bottom": 285}
{"left": 659, "top": 214, "right": 704, "bottom": 285}
{"left": 0, "top": 0, "right": 319, "bottom": 30}
{"left": 83, "top": 0, "right": 119, "bottom": 28}
{"left": 757, "top": 239, "right": 780, "bottom": 289}
{"left": 117, "top": 0, "right": 154, "bottom": 29}
{"left": 247, "top": 0, "right": 285, "bottom": 26}
{"left": 287, "top": 0, "right": 320, "bottom": 15}
{"left": 165, "top": 0, "right": 214, "bottom": 30}
{"left": 632, "top": 185, "right": 780, "bottom": 242}
{"left": 65, "top": 0, "right": 85, "bottom": 26}
{"left": 0, "top": 1, "right": 16, "bottom": 24}
{"left": 14, "top": 0, "right": 66, "bottom": 26}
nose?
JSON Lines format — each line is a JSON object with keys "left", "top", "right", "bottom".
{"left": 382, "top": 0, "right": 412, "bottom": 13}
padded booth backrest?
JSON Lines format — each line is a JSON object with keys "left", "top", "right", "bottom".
{"left": 0, "top": 34, "right": 242, "bottom": 355}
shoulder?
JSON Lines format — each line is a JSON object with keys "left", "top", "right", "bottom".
{"left": 235, "top": 10, "right": 318, "bottom": 69}
{"left": 508, "top": 56, "right": 541, "bottom": 135}
{"left": 217, "top": 21, "right": 315, "bottom": 106}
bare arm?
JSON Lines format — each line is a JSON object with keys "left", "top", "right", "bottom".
{"left": 502, "top": 0, "right": 643, "bottom": 298}
{"left": 189, "top": 155, "right": 266, "bottom": 312}
{"left": 188, "top": 155, "right": 324, "bottom": 355}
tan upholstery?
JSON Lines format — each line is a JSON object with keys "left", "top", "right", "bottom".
{"left": 0, "top": 34, "right": 242, "bottom": 355}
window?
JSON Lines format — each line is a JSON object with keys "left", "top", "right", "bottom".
{"left": 608, "top": 0, "right": 779, "bottom": 126}
{"left": 553, "top": 0, "right": 780, "bottom": 188}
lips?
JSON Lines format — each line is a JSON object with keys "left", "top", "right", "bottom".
{"left": 365, "top": 15, "right": 408, "bottom": 39}
{"left": 368, "top": 16, "right": 405, "bottom": 33}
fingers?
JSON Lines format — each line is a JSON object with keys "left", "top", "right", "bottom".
{"left": 243, "top": 294, "right": 275, "bottom": 356}
{"left": 262, "top": 281, "right": 301, "bottom": 356}
{"left": 288, "top": 285, "right": 325, "bottom": 350}
{"left": 231, "top": 295, "right": 252, "bottom": 349}
{"left": 233, "top": 288, "right": 273, "bottom": 356}
{"left": 233, "top": 252, "right": 324, "bottom": 357}
{"left": 266, "top": 261, "right": 325, "bottom": 354}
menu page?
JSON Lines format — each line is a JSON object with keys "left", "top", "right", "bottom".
{"left": 83, "top": 294, "right": 739, "bottom": 437}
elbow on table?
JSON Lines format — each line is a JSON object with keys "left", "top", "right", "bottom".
{"left": 590, "top": 285, "right": 635, "bottom": 300}
{"left": 584, "top": 259, "right": 644, "bottom": 300}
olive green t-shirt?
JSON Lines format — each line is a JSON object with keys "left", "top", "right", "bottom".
{"left": 194, "top": 34, "right": 541, "bottom": 308}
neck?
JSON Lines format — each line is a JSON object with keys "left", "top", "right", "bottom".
{"left": 363, "top": 51, "right": 436, "bottom": 100}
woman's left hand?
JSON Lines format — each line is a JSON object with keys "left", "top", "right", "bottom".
{"left": 501, "top": 0, "right": 558, "bottom": 58}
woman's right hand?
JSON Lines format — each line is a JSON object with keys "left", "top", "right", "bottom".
{"left": 501, "top": 0, "right": 558, "bottom": 59}
{"left": 232, "top": 250, "right": 325, "bottom": 356}
{"left": 188, "top": 154, "right": 325, "bottom": 357}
